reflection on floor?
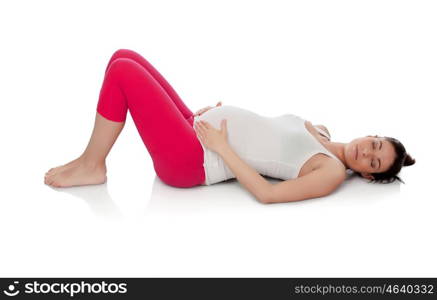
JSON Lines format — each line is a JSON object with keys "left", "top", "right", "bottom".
{"left": 55, "top": 172, "right": 401, "bottom": 218}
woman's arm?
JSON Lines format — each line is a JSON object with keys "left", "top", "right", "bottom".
{"left": 268, "top": 161, "right": 346, "bottom": 203}
{"left": 217, "top": 144, "right": 272, "bottom": 204}
{"left": 218, "top": 145, "right": 345, "bottom": 204}
{"left": 194, "top": 119, "right": 344, "bottom": 204}
{"left": 194, "top": 119, "right": 271, "bottom": 204}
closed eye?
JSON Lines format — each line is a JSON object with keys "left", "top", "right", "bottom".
{"left": 378, "top": 140, "right": 382, "bottom": 169}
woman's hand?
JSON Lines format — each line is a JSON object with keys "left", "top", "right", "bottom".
{"left": 194, "top": 101, "right": 222, "bottom": 117}
{"left": 194, "top": 119, "right": 228, "bottom": 154}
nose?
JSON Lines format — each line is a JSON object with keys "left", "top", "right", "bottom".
{"left": 362, "top": 148, "right": 375, "bottom": 158}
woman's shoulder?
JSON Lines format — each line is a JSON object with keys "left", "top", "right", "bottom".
{"left": 296, "top": 158, "right": 346, "bottom": 198}
{"left": 314, "top": 124, "right": 331, "bottom": 140}
{"left": 319, "top": 158, "right": 347, "bottom": 181}
{"left": 300, "top": 153, "right": 346, "bottom": 181}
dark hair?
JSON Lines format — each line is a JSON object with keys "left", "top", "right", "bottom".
{"left": 358, "top": 136, "right": 415, "bottom": 184}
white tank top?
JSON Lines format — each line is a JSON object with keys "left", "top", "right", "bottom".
{"left": 193, "top": 105, "right": 343, "bottom": 185}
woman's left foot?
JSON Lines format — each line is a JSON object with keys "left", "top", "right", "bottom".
{"left": 44, "top": 158, "right": 107, "bottom": 188}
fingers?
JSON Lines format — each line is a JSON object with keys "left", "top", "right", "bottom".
{"left": 200, "top": 120, "right": 211, "bottom": 129}
{"left": 195, "top": 103, "right": 222, "bottom": 117}
{"left": 194, "top": 122, "right": 203, "bottom": 137}
{"left": 194, "top": 121, "right": 205, "bottom": 132}
{"left": 220, "top": 119, "right": 227, "bottom": 131}
{"left": 195, "top": 121, "right": 211, "bottom": 134}
{"left": 194, "top": 108, "right": 204, "bottom": 116}
{"left": 195, "top": 106, "right": 215, "bottom": 116}
{"left": 195, "top": 120, "right": 215, "bottom": 134}
{"left": 195, "top": 109, "right": 205, "bottom": 115}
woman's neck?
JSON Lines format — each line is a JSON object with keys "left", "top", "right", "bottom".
{"left": 324, "top": 141, "right": 349, "bottom": 168}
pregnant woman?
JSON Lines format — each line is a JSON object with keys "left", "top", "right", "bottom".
{"left": 44, "top": 49, "right": 415, "bottom": 203}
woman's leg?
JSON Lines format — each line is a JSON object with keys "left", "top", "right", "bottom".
{"left": 44, "top": 113, "right": 119, "bottom": 187}
{"left": 104, "top": 49, "right": 195, "bottom": 126}
{"left": 45, "top": 57, "right": 205, "bottom": 188}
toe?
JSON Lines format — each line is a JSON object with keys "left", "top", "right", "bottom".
{"left": 47, "top": 165, "right": 63, "bottom": 175}
{"left": 47, "top": 174, "right": 57, "bottom": 185}
{"left": 52, "top": 180, "right": 64, "bottom": 188}
{"left": 44, "top": 175, "right": 52, "bottom": 184}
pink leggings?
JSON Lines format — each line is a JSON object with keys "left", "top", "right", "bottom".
{"left": 96, "top": 49, "right": 205, "bottom": 188}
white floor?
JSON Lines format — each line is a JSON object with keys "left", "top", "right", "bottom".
{"left": 1, "top": 0, "right": 436, "bottom": 277}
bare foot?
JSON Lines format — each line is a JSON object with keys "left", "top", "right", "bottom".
{"left": 45, "top": 157, "right": 82, "bottom": 176}
{"left": 44, "top": 158, "right": 107, "bottom": 188}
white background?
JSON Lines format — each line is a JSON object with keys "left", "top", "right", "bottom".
{"left": 0, "top": 0, "right": 435, "bottom": 277}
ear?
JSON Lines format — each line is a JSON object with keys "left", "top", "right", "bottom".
{"left": 361, "top": 172, "right": 375, "bottom": 180}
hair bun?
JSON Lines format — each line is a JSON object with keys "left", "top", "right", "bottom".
{"left": 403, "top": 154, "right": 416, "bottom": 166}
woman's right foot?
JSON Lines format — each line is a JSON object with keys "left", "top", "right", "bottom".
{"left": 44, "top": 157, "right": 107, "bottom": 188}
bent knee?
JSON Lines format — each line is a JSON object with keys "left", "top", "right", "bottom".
{"left": 111, "top": 48, "right": 137, "bottom": 61}
{"left": 106, "top": 57, "right": 140, "bottom": 75}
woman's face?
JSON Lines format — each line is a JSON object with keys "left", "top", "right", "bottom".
{"left": 344, "top": 135, "right": 396, "bottom": 179}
